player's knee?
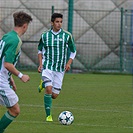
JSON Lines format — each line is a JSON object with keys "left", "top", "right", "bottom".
{"left": 15, "top": 108, "right": 20, "bottom": 116}
{"left": 52, "top": 93, "right": 58, "bottom": 99}
{"left": 52, "top": 88, "right": 61, "bottom": 99}
{"left": 8, "top": 105, "right": 20, "bottom": 116}
{"left": 52, "top": 96, "right": 57, "bottom": 99}
{"left": 9, "top": 109, "right": 20, "bottom": 117}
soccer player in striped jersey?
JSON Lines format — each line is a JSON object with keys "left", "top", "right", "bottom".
{"left": 38, "top": 13, "right": 76, "bottom": 122}
{"left": 0, "top": 11, "right": 32, "bottom": 133}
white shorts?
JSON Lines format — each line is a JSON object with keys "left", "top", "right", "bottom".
{"left": 0, "top": 83, "right": 19, "bottom": 107}
{"left": 42, "top": 69, "right": 65, "bottom": 94}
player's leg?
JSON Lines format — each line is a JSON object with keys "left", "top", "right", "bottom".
{"left": 52, "top": 92, "right": 59, "bottom": 99}
{"left": 52, "top": 71, "right": 64, "bottom": 99}
{"left": 0, "top": 86, "right": 19, "bottom": 133}
{"left": 0, "top": 103, "right": 20, "bottom": 133}
{"left": 44, "top": 85, "right": 53, "bottom": 122}
{"left": 8, "top": 103, "right": 20, "bottom": 116}
{"left": 42, "top": 69, "right": 53, "bottom": 121}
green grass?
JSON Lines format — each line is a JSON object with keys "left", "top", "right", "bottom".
{"left": 0, "top": 72, "right": 133, "bottom": 133}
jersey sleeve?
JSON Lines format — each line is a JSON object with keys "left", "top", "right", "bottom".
{"left": 38, "top": 37, "right": 43, "bottom": 51}
{"left": 68, "top": 34, "right": 76, "bottom": 53}
{"left": 70, "top": 51, "right": 76, "bottom": 59}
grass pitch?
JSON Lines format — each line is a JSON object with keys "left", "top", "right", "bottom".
{"left": 0, "top": 72, "right": 133, "bottom": 133}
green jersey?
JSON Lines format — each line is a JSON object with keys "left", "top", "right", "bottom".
{"left": 38, "top": 28, "right": 76, "bottom": 72}
{"left": 0, "top": 30, "right": 22, "bottom": 83}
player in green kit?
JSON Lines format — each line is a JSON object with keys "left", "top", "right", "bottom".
{"left": 0, "top": 11, "right": 32, "bottom": 133}
{"left": 37, "top": 13, "right": 76, "bottom": 122}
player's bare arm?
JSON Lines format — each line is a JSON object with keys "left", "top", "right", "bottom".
{"left": 38, "top": 53, "right": 43, "bottom": 73}
{"left": 65, "top": 51, "right": 76, "bottom": 71}
{"left": 4, "top": 62, "right": 30, "bottom": 82}
{"left": 65, "top": 58, "right": 73, "bottom": 71}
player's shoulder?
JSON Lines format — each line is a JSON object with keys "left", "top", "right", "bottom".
{"left": 41, "top": 29, "right": 51, "bottom": 35}
{"left": 62, "top": 29, "right": 72, "bottom": 36}
{"left": 41, "top": 29, "right": 51, "bottom": 39}
{"left": 2, "top": 30, "right": 19, "bottom": 45}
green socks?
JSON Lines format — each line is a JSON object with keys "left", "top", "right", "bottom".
{"left": 44, "top": 94, "right": 52, "bottom": 117}
{"left": 0, "top": 111, "right": 16, "bottom": 133}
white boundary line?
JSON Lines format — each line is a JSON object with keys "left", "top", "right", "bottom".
{"left": 20, "top": 103, "right": 132, "bottom": 113}
{"left": 9, "top": 103, "right": 133, "bottom": 129}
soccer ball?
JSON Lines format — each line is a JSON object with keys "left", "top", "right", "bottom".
{"left": 58, "top": 111, "right": 74, "bottom": 125}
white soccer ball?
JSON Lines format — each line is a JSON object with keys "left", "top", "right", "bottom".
{"left": 58, "top": 111, "right": 74, "bottom": 125}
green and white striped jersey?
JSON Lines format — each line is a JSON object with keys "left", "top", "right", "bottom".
{"left": 0, "top": 30, "right": 22, "bottom": 83}
{"left": 38, "top": 28, "right": 76, "bottom": 72}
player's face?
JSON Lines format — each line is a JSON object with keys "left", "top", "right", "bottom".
{"left": 52, "top": 18, "right": 63, "bottom": 32}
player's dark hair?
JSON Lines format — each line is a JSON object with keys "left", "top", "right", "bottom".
{"left": 13, "top": 11, "right": 32, "bottom": 27}
{"left": 51, "top": 13, "right": 63, "bottom": 22}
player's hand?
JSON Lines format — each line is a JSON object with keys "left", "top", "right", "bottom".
{"left": 65, "top": 58, "right": 73, "bottom": 72}
{"left": 20, "top": 75, "right": 30, "bottom": 82}
{"left": 38, "top": 65, "right": 43, "bottom": 73}
{"left": 65, "top": 63, "right": 71, "bottom": 71}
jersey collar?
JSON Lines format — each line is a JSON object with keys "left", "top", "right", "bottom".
{"left": 51, "top": 29, "right": 62, "bottom": 35}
